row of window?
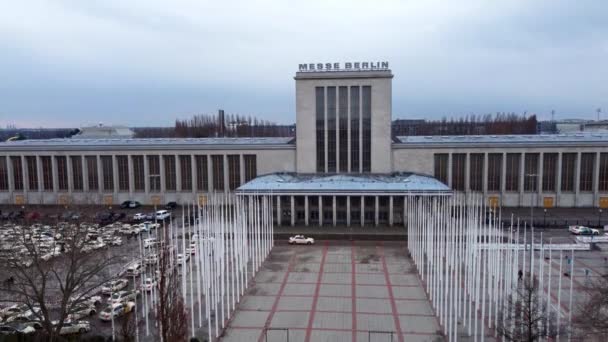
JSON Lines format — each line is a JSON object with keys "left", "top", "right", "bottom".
{"left": 315, "top": 85, "right": 371, "bottom": 173}
{"left": 0, "top": 154, "right": 257, "bottom": 192}
{"left": 434, "top": 152, "right": 608, "bottom": 192}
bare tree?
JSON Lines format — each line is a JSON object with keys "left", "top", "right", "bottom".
{"left": 0, "top": 219, "right": 124, "bottom": 341}
{"left": 119, "top": 311, "right": 137, "bottom": 342}
{"left": 573, "top": 275, "right": 608, "bottom": 341}
{"left": 496, "top": 277, "right": 560, "bottom": 342}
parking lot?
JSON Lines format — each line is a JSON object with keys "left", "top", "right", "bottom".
{"left": 221, "top": 241, "right": 442, "bottom": 342}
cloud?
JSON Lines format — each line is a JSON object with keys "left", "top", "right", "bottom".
{"left": 0, "top": 0, "right": 606, "bottom": 127}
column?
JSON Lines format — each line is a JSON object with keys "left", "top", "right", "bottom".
{"left": 223, "top": 155, "right": 229, "bottom": 194}
{"left": 518, "top": 153, "right": 525, "bottom": 206}
{"left": 21, "top": 156, "right": 28, "bottom": 193}
{"left": 538, "top": 152, "right": 544, "bottom": 207}
{"left": 501, "top": 152, "right": 507, "bottom": 195}
{"left": 112, "top": 155, "right": 119, "bottom": 194}
{"left": 556, "top": 153, "right": 562, "bottom": 206}
{"left": 346, "top": 196, "right": 351, "bottom": 227}
{"left": 574, "top": 152, "right": 581, "bottom": 206}
{"left": 82, "top": 155, "right": 89, "bottom": 192}
{"left": 176, "top": 155, "right": 182, "bottom": 192}
{"left": 159, "top": 155, "right": 166, "bottom": 193}
{"left": 96, "top": 156, "right": 103, "bottom": 194}
{"left": 6, "top": 156, "right": 14, "bottom": 193}
{"left": 66, "top": 155, "right": 73, "bottom": 194}
{"left": 304, "top": 196, "right": 309, "bottom": 226}
{"left": 594, "top": 152, "right": 600, "bottom": 206}
{"left": 447, "top": 153, "right": 453, "bottom": 188}
{"left": 143, "top": 155, "right": 150, "bottom": 195}
{"left": 347, "top": 87, "right": 352, "bottom": 172}
{"left": 332, "top": 196, "right": 337, "bottom": 227}
{"left": 290, "top": 195, "right": 295, "bottom": 227}
{"left": 482, "top": 153, "right": 488, "bottom": 196}
{"left": 374, "top": 196, "right": 379, "bottom": 227}
{"left": 207, "top": 155, "right": 214, "bottom": 192}
{"left": 239, "top": 154, "right": 245, "bottom": 186}
{"left": 464, "top": 153, "right": 470, "bottom": 192}
{"left": 128, "top": 155, "right": 134, "bottom": 196}
{"left": 276, "top": 196, "right": 282, "bottom": 226}
{"left": 319, "top": 196, "right": 323, "bottom": 226}
{"left": 36, "top": 156, "right": 43, "bottom": 193}
{"left": 51, "top": 155, "right": 58, "bottom": 192}
{"left": 360, "top": 196, "right": 365, "bottom": 227}
{"left": 403, "top": 196, "right": 407, "bottom": 227}
{"left": 191, "top": 155, "right": 197, "bottom": 196}
{"left": 324, "top": 87, "right": 328, "bottom": 173}
{"left": 389, "top": 196, "right": 394, "bottom": 226}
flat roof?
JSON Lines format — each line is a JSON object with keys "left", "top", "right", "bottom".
{"left": 395, "top": 133, "right": 608, "bottom": 148}
{"left": 0, "top": 137, "right": 295, "bottom": 151}
{"left": 236, "top": 172, "right": 451, "bottom": 195}
{"left": 294, "top": 70, "right": 393, "bottom": 80}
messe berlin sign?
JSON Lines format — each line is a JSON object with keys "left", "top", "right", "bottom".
{"left": 298, "top": 61, "right": 389, "bottom": 72}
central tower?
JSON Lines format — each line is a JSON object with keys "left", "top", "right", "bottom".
{"left": 294, "top": 65, "right": 393, "bottom": 174}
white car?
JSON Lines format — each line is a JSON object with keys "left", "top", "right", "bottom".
{"left": 56, "top": 320, "right": 90, "bottom": 335}
{"left": 288, "top": 235, "right": 315, "bottom": 245}
{"left": 0, "top": 304, "right": 29, "bottom": 321}
{"left": 101, "top": 279, "right": 129, "bottom": 295}
{"left": 176, "top": 253, "right": 190, "bottom": 265}
{"left": 144, "top": 238, "right": 157, "bottom": 249}
{"left": 133, "top": 213, "right": 146, "bottom": 221}
{"left": 125, "top": 261, "right": 143, "bottom": 276}
{"left": 99, "top": 302, "right": 135, "bottom": 321}
{"left": 141, "top": 278, "right": 157, "bottom": 292}
{"left": 155, "top": 210, "right": 171, "bottom": 220}
{"left": 110, "top": 290, "right": 139, "bottom": 304}
{"left": 142, "top": 221, "right": 160, "bottom": 230}
{"left": 67, "top": 303, "right": 97, "bottom": 321}
{"left": 568, "top": 225, "right": 600, "bottom": 235}
{"left": 144, "top": 253, "right": 159, "bottom": 265}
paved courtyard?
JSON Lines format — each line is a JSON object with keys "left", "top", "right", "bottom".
{"left": 221, "top": 241, "right": 443, "bottom": 342}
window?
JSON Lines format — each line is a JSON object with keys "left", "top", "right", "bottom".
{"left": 26, "top": 156, "right": 38, "bottom": 190}
{"left": 542, "top": 153, "right": 558, "bottom": 192}
{"left": 487, "top": 154, "right": 502, "bottom": 192}
{"left": 451, "top": 154, "right": 465, "bottom": 191}
{"left": 244, "top": 155, "right": 256, "bottom": 182}
{"left": 600, "top": 153, "right": 608, "bottom": 192}
{"left": 0, "top": 157, "right": 7, "bottom": 190}
{"left": 211, "top": 155, "right": 224, "bottom": 191}
{"left": 327, "top": 86, "right": 336, "bottom": 172}
{"left": 362, "top": 86, "right": 372, "bottom": 172}
{"left": 117, "top": 156, "right": 129, "bottom": 191}
{"left": 470, "top": 154, "right": 484, "bottom": 192}
{"left": 505, "top": 153, "right": 520, "bottom": 192}
{"left": 195, "top": 155, "right": 208, "bottom": 191}
{"left": 561, "top": 153, "right": 576, "bottom": 192}
{"left": 132, "top": 156, "right": 145, "bottom": 191}
{"left": 101, "top": 156, "right": 114, "bottom": 191}
{"left": 41, "top": 156, "right": 53, "bottom": 190}
{"left": 580, "top": 153, "right": 595, "bottom": 192}
{"left": 11, "top": 157, "right": 23, "bottom": 191}
{"left": 434, "top": 154, "right": 449, "bottom": 185}
{"left": 180, "top": 155, "right": 192, "bottom": 191}
{"left": 315, "top": 87, "right": 325, "bottom": 172}
{"left": 350, "top": 86, "right": 360, "bottom": 172}
{"left": 148, "top": 156, "right": 160, "bottom": 192}
{"left": 163, "top": 155, "right": 176, "bottom": 191}
{"left": 227, "top": 155, "right": 240, "bottom": 190}
{"left": 524, "top": 154, "right": 539, "bottom": 192}
{"left": 86, "top": 156, "right": 98, "bottom": 191}
{"left": 70, "top": 156, "right": 83, "bottom": 191}
{"left": 338, "top": 86, "right": 348, "bottom": 172}
{"left": 56, "top": 156, "right": 68, "bottom": 191}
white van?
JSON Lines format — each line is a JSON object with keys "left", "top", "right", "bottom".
{"left": 155, "top": 210, "right": 170, "bottom": 220}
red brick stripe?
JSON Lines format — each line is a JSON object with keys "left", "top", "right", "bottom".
{"left": 304, "top": 241, "right": 329, "bottom": 342}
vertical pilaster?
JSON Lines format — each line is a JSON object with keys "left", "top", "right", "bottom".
{"left": 464, "top": 153, "right": 470, "bottom": 192}
{"left": 389, "top": 196, "right": 394, "bottom": 226}
{"left": 482, "top": 153, "right": 488, "bottom": 196}
{"left": 66, "top": 155, "right": 73, "bottom": 194}
{"left": 96, "top": 155, "right": 103, "bottom": 194}
{"left": 319, "top": 196, "right": 323, "bottom": 226}
{"left": 519, "top": 153, "right": 525, "bottom": 206}
{"left": 112, "top": 155, "right": 119, "bottom": 194}
{"left": 360, "top": 195, "right": 365, "bottom": 227}
{"left": 176, "top": 155, "right": 182, "bottom": 192}
{"left": 538, "top": 152, "right": 544, "bottom": 207}
{"left": 374, "top": 196, "right": 379, "bottom": 227}
{"left": 128, "top": 155, "right": 134, "bottom": 196}
{"left": 6, "top": 156, "right": 14, "bottom": 193}
{"left": 223, "top": 154, "right": 229, "bottom": 194}
{"left": 594, "top": 152, "right": 600, "bottom": 206}
{"left": 191, "top": 155, "right": 197, "bottom": 196}
{"left": 159, "top": 155, "right": 166, "bottom": 193}
{"left": 290, "top": 196, "right": 295, "bottom": 227}
{"left": 332, "top": 196, "right": 337, "bottom": 227}
{"left": 304, "top": 196, "right": 309, "bottom": 226}
{"left": 207, "top": 156, "right": 214, "bottom": 192}
{"left": 36, "top": 156, "right": 43, "bottom": 193}
{"left": 556, "top": 153, "right": 562, "bottom": 206}
{"left": 143, "top": 155, "right": 150, "bottom": 195}
{"left": 574, "top": 152, "right": 581, "bottom": 206}
{"left": 82, "top": 155, "right": 89, "bottom": 192}
{"left": 501, "top": 152, "right": 507, "bottom": 195}
{"left": 276, "top": 196, "right": 282, "bottom": 226}
{"left": 347, "top": 86, "right": 351, "bottom": 172}
{"left": 51, "top": 155, "right": 58, "bottom": 193}
{"left": 239, "top": 154, "right": 245, "bottom": 186}
{"left": 346, "top": 196, "right": 351, "bottom": 227}
{"left": 21, "top": 156, "right": 28, "bottom": 193}
{"left": 447, "top": 153, "right": 453, "bottom": 188}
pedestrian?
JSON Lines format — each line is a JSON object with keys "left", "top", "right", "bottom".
{"left": 517, "top": 269, "right": 523, "bottom": 282}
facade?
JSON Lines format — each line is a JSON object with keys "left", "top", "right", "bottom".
{"left": 1, "top": 64, "right": 608, "bottom": 226}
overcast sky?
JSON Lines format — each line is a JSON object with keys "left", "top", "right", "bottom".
{"left": 0, "top": 0, "right": 607, "bottom": 128}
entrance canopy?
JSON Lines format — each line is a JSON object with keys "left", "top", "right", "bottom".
{"left": 236, "top": 172, "right": 451, "bottom": 196}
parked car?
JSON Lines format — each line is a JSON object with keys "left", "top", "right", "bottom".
{"left": 165, "top": 202, "right": 177, "bottom": 210}
{"left": 0, "top": 304, "right": 29, "bottom": 321}
{"left": 176, "top": 253, "right": 190, "bottom": 265}
{"left": 0, "top": 325, "right": 20, "bottom": 335}
{"left": 155, "top": 210, "right": 171, "bottom": 220}
{"left": 133, "top": 213, "right": 146, "bottom": 221}
{"left": 144, "top": 253, "right": 159, "bottom": 265}
{"left": 101, "top": 279, "right": 129, "bottom": 295}
{"left": 141, "top": 278, "right": 157, "bottom": 292}
{"left": 99, "top": 302, "right": 135, "bottom": 321}
{"left": 288, "top": 235, "right": 315, "bottom": 245}
{"left": 67, "top": 303, "right": 97, "bottom": 321}
{"left": 110, "top": 290, "right": 139, "bottom": 304}
{"left": 144, "top": 238, "right": 157, "bottom": 249}
{"left": 125, "top": 262, "right": 143, "bottom": 276}
{"left": 55, "top": 320, "right": 91, "bottom": 335}
{"left": 121, "top": 201, "right": 141, "bottom": 209}
{"left": 568, "top": 225, "right": 600, "bottom": 235}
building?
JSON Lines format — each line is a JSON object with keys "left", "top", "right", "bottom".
{"left": 1, "top": 63, "right": 608, "bottom": 226}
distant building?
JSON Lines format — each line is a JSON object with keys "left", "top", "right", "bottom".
{"left": 583, "top": 120, "right": 608, "bottom": 132}
{"left": 75, "top": 125, "right": 134, "bottom": 139}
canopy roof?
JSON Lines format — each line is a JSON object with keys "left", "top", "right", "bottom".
{"left": 236, "top": 172, "right": 451, "bottom": 195}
